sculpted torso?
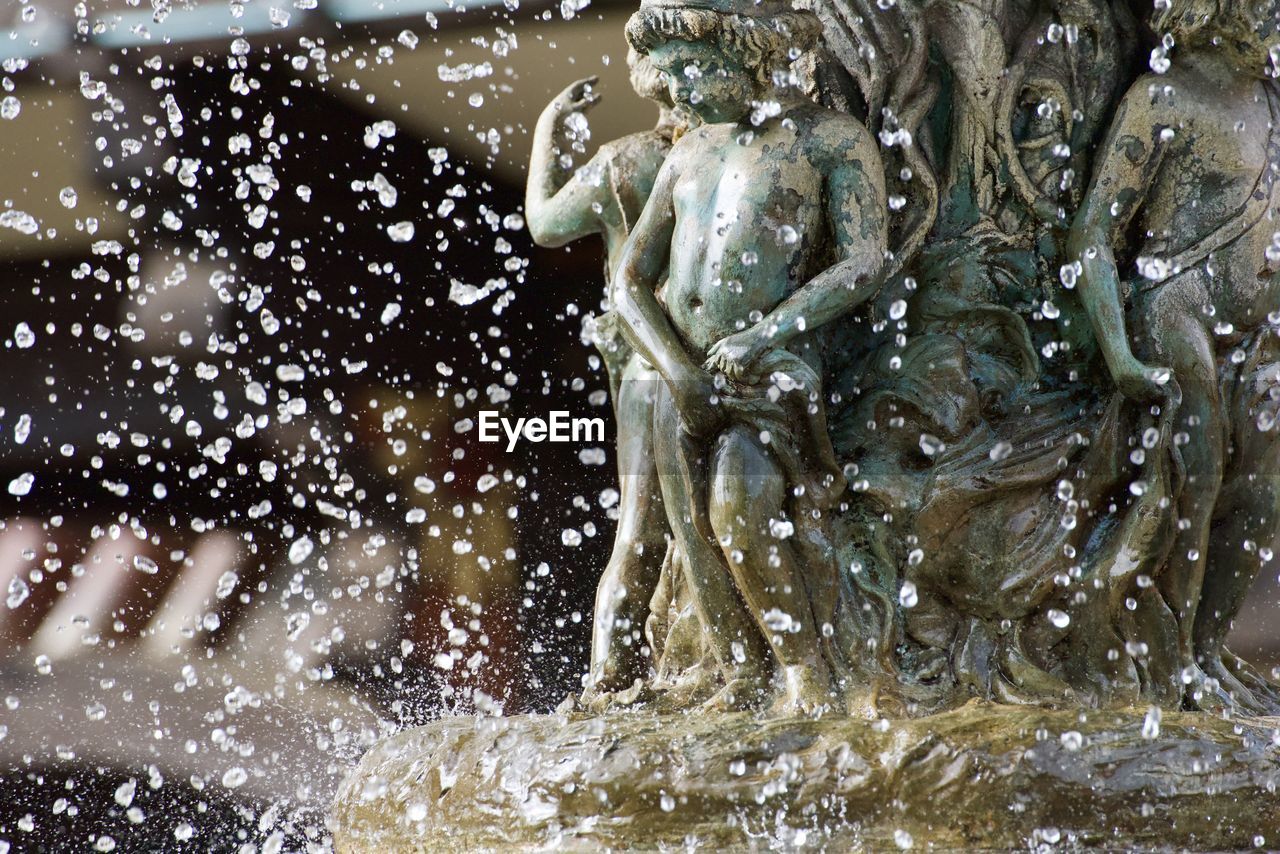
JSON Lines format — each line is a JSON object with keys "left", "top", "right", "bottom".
{"left": 663, "top": 107, "right": 865, "bottom": 353}
{"left": 1138, "top": 70, "right": 1280, "bottom": 330}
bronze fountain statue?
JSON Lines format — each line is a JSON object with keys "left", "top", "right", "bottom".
{"left": 334, "top": 0, "right": 1280, "bottom": 846}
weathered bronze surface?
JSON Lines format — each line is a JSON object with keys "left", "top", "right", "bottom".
{"left": 524, "top": 0, "right": 1280, "bottom": 718}
{"left": 336, "top": 0, "right": 1280, "bottom": 844}
{"left": 334, "top": 705, "right": 1280, "bottom": 850}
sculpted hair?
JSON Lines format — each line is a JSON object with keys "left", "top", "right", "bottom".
{"left": 624, "top": 7, "right": 823, "bottom": 87}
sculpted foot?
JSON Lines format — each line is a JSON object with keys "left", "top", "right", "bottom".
{"left": 770, "top": 665, "right": 839, "bottom": 717}
{"left": 582, "top": 678, "right": 655, "bottom": 714}
{"left": 1182, "top": 662, "right": 1237, "bottom": 713}
{"left": 651, "top": 670, "right": 720, "bottom": 712}
{"left": 1198, "top": 654, "right": 1265, "bottom": 715}
{"left": 585, "top": 661, "right": 644, "bottom": 698}
{"left": 700, "top": 676, "right": 768, "bottom": 712}
{"left": 1221, "top": 649, "right": 1280, "bottom": 713}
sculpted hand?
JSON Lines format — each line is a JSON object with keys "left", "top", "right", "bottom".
{"left": 541, "top": 76, "right": 601, "bottom": 125}
{"left": 674, "top": 370, "right": 725, "bottom": 439}
{"left": 705, "top": 327, "right": 770, "bottom": 383}
{"left": 1111, "top": 357, "right": 1171, "bottom": 403}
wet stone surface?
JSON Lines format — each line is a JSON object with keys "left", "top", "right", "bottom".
{"left": 333, "top": 703, "right": 1280, "bottom": 850}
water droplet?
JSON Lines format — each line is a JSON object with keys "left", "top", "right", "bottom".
{"left": 285, "top": 611, "right": 310, "bottom": 641}
{"left": 14, "top": 413, "right": 31, "bottom": 445}
{"left": 899, "top": 580, "right": 918, "bottom": 608}
{"left": 6, "top": 577, "right": 29, "bottom": 609}
{"left": 919, "top": 434, "right": 945, "bottom": 457}
{"left": 13, "top": 322, "right": 35, "bottom": 349}
{"left": 387, "top": 221, "right": 415, "bottom": 242}
{"left": 768, "top": 518, "right": 795, "bottom": 540}
{"left": 288, "top": 536, "right": 314, "bottom": 564}
{"left": 1059, "top": 262, "right": 1079, "bottom": 289}
{"left": 1141, "top": 706, "right": 1161, "bottom": 740}
{"left": 1149, "top": 46, "right": 1171, "bottom": 74}
{"left": 7, "top": 472, "right": 34, "bottom": 496}
{"left": 0, "top": 96, "right": 20, "bottom": 120}
{"left": 221, "top": 766, "right": 248, "bottom": 789}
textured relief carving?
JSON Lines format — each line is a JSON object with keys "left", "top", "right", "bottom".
{"left": 526, "top": 0, "right": 1280, "bottom": 717}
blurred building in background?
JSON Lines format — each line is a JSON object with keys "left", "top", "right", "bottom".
{"left": 0, "top": 0, "right": 646, "bottom": 848}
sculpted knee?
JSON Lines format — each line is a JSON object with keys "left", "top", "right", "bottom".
{"left": 708, "top": 481, "right": 743, "bottom": 546}
{"left": 709, "top": 439, "right": 751, "bottom": 544}
{"left": 710, "top": 430, "right": 781, "bottom": 546}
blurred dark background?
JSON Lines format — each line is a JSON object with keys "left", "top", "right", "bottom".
{"left": 0, "top": 0, "right": 650, "bottom": 848}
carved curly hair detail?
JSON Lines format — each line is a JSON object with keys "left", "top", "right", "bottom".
{"left": 625, "top": 7, "right": 824, "bottom": 87}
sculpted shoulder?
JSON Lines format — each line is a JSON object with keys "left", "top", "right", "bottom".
{"left": 1120, "top": 68, "right": 1201, "bottom": 124}
{"left": 661, "top": 122, "right": 726, "bottom": 168}
{"left": 792, "top": 104, "right": 881, "bottom": 171}
{"left": 592, "top": 129, "right": 673, "bottom": 180}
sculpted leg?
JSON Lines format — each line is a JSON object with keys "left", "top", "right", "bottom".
{"left": 709, "top": 426, "right": 837, "bottom": 715}
{"left": 587, "top": 356, "right": 668, "bottom": 695}
{"left": 1148, "top": 313, "right": 1225, "bottom": 694}
{"left": 1193, "top": 376, "right": 1280, "bottom": 711}
{"left": 652, "top": 387, "right": 767, "bottom": 708}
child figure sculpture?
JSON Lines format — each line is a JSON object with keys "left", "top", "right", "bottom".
{"left": 1071, "top": 0, "right": 1280, "bottom": 710}
{"left": 526, "top": 49, "right": 687, "bottom": 701}
{"left": 615, "top": 0, "right": 888, "bottom": 714}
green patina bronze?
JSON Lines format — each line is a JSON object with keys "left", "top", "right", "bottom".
{"left": 522, "top": 0, "right": 1280, "bottom": 718}
{"left": 335, "top": 0, "right": 1280, "bottom": 844}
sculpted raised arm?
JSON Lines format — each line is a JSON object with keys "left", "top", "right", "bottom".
{"left": 525, "top": 77, "right": 615, "bottom": 248}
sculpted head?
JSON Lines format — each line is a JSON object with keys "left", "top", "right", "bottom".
{"left": 624, "top": 3, "right": 821, "bottom": 122}
{"left": 1153, "top": 0, "right": 1280, "bottom": 73}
